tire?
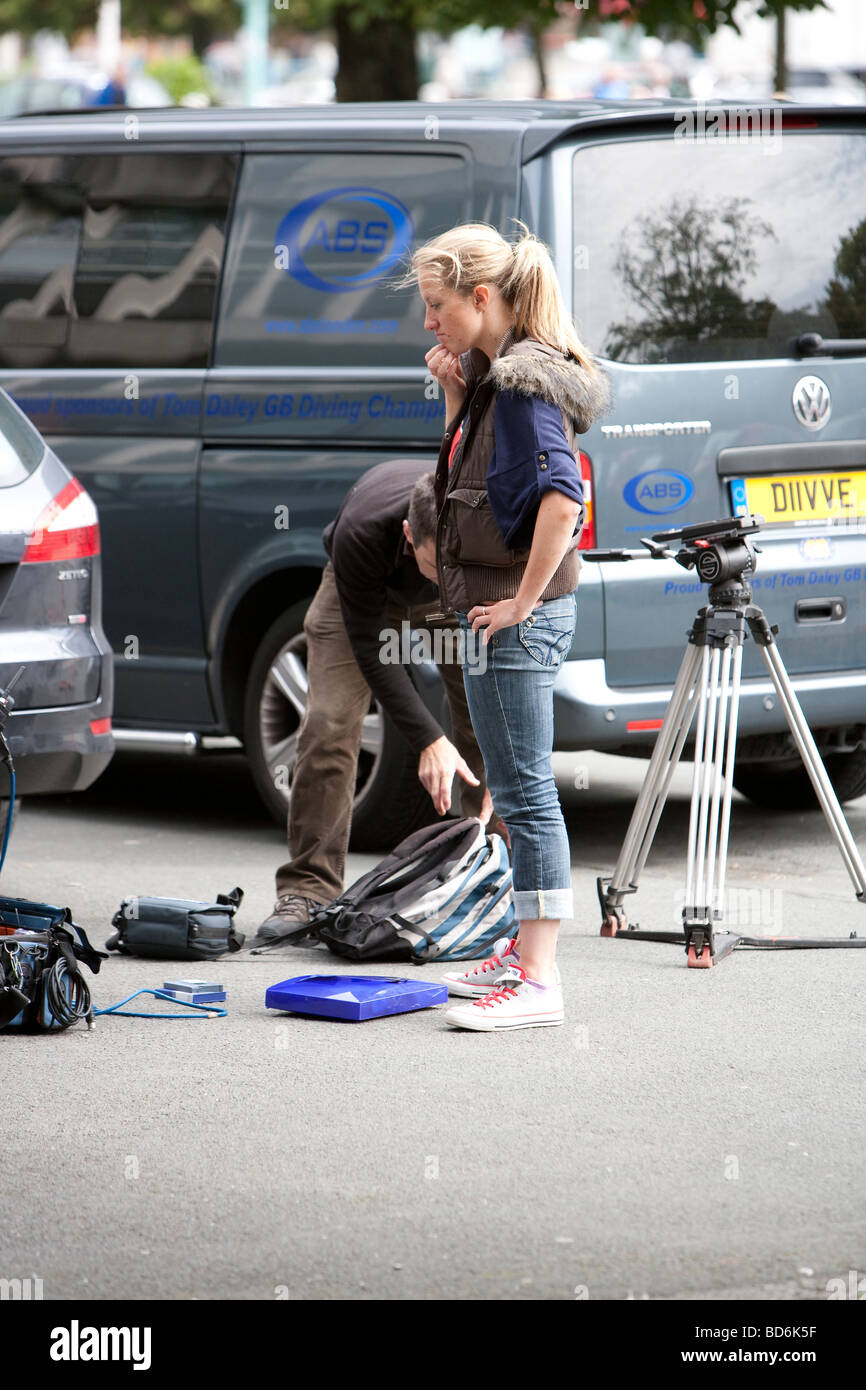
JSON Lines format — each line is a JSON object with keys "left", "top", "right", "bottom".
{"left": 242, "top": 604, "right": 434, "bottom": 851}
{"left": 733, "top": 748, "right": 866, "bottom": 810}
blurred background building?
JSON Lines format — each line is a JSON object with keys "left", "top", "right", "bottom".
{"left": 0, "top": 0, "right": 864, "bottom": 113}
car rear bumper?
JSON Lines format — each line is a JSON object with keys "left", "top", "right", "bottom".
{"left": 553, "top": 657, "right": 866, "bottom": 752}
{"left": 2, "top": 672, "right": 114, "bottom": 796}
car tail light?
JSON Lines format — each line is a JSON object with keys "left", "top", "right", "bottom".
{"left": 21, "top": 479, "right": 100, "bottom": 563}
{"left": 577, "top": 450, "right": 595, "bottom": 550}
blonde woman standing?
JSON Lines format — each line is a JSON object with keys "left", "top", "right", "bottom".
{"left": 405, "top": 222, "right": 610, "bottom": 1031}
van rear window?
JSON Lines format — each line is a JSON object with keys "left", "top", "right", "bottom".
{"left": 573, "top": 129, "right": 866, "bottom": 364}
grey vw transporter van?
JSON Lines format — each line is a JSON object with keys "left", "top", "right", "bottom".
{"left": 0, "top": 100, "right": 864, "bottom": 843}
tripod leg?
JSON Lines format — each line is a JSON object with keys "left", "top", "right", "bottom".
{"left": 704, "top": 643, "right": 734, "bottom": 918}
{"left": 684, "top": 646, "right": 710, "bottom": 912}
{"left": 630, "top": 651, "right": 704, "bottom": 886}
{"left": 690, "top": 646, "right": 722, "bottom": 913}
{"left": 683, "top": 644, "right": 742, "bottom": 968}
{"left": 760, "top": 642, "right": 866, "bottom": 900}
{"left": 714, "top": 642, "right": 744, "bottom": 918}
{"left": 600, "top": 641, "right": 703, "bottom": 927}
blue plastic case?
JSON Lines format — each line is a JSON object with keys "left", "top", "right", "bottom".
{"left": 265, "top": 974, "right": 448, "bottom": 1022}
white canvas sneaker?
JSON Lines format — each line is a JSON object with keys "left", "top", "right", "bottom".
{"left": 441, "top": 936, "right": 522, "bottom": 996}
{"left": 442, "top": 939, "right": 562, "bottom": 997}
{"left": 443, "top": 963, "right": 564, "bottom": 1031}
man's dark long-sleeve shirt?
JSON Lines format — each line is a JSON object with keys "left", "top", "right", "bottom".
{"left": 322, "top": 458, "right": 442, "bottom": 754}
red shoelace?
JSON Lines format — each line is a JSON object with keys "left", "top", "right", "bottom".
{"left": 474, "top": 968, "right": 526, "bottom": 1009}
{"left": 469, "top": 939, "right": 516, "bottom": 977}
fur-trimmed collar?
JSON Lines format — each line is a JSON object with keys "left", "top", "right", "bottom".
{"left": 460, "top": 330, "right": 611, "bottom": 433}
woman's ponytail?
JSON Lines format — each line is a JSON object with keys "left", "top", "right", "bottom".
{"left": 504, "top": 223, "right": 594, "bottom": 372}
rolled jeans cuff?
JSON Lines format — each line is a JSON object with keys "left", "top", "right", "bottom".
{"left": 514, "top": 888, "right": 574, "bottom": 921}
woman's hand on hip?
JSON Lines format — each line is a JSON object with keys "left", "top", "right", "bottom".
{"left": 468, "top": 597, "right": 542, "bottom": 644}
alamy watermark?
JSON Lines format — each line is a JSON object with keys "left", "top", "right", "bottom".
{"left": 672, "top": 887, "right": 783, "bottom": 934}
{"left": 379, "top": 621, "right": 488, "bottom": 674}
{"left": 674, "top": 103, "right": 782, "bottom": 156}
{"left": 826, "top": 1268, "right": 866, "bottom": 1299}
{"left": 0, "top": 1275, "right": 43, "bottom": 1300}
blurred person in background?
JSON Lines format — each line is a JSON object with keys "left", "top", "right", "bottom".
{"left": 94, "top": 63, "right": 126, "bottom": 106}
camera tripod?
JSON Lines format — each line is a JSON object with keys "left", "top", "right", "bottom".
{"left": 586, "top": 515, "right": 866, "bottom": 968}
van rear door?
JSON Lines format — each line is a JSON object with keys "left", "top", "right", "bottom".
{"left": 561, "top": 112, "right": 866, "bottom": 699}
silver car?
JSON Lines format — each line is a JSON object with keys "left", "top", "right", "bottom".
{"left": 0, "top": 387, "right": 113, "bottom": 818}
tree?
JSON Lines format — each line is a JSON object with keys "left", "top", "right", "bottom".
{"left": 825, "top": 219, "right": 866, "bottom": 340}
{"left": 121, "top": 0, "right": 243, "bottom": 58}
{"left": 283, "top": 0, "right": 567, "bottom": 103}
{"left": 284, "top": 0, "right": 832, "bottom": 102}
{"left": 0, "top": 0, "right": 95, "bottom": 37}
{"left": 601, "top": 0, "right": 827, "bottom": 35}
{"left": 605, "top": 195, "right": 779, "bottom": 361}
{"left": 0, "top": 0, "right": 243, "bottom": 58}
{"left": 0, "top": 0, "right": 832, "bottom": 99}
{"left": 600, "top": 0, "right": 830, "bottom": 91}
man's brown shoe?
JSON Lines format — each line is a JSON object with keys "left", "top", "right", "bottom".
{"left": 249, "top": 894, "right": 322, "bottom": 952}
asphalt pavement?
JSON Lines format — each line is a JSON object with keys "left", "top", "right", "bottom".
{"left": 1, "top": 748, "right": 865, "bottom": 1302}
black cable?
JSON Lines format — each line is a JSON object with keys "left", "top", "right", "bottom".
{"left": 42, "top": 956, "right": 92, "bottom": 1027}
{"left": 0, "top": 731, "right": 14, "bottom": 879}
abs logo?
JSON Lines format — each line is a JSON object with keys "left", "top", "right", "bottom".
{"left": 274, "top": 187, "right": 414, "bottom": 293}
{"left": 623, "top": 469, "right": 694, "bottom": 515}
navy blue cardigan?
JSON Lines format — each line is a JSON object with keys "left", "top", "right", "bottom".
{"left": 486, "top": 389, "right": 585, "bottom": 551}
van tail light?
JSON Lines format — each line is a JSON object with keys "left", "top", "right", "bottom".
{"left": 577, "top": 450, "right": 596, "bottom": 550}
{"left": 21, "top": 479, "right": 100, "bottom": 563}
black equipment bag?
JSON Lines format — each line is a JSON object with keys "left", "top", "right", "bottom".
{"left": 106, "top": 887, "right": 244, "bottom": 960}
{"left": 0, "top": 895, "right": 107, "bottom": 1031}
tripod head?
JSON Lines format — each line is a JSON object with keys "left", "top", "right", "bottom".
{"left": 651, "top": 514, "right": 763, "bottom": 589}
{"left": 581, "top": 513, "right": 764, "bottom": 591}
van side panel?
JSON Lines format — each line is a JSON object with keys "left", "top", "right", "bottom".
{"left": 209, "top": 148, "right": 479, "bottom": 444}
{"left": 0, "top": 148, "right": 237, "bottom": 727}
{"left": 199, "top": 445, "right": 436, "bottom": 641}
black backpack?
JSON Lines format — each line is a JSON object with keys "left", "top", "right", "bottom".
{"left": 311, "top": 818, "right": 515, "bottom": 963}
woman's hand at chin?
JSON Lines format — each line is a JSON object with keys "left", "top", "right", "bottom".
{"left": 425, "top": 344, "right": 467, "bottom": 411}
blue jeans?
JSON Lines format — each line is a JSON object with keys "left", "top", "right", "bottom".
{"left": 457, "top": 592, "right": 576, "bottom": 921}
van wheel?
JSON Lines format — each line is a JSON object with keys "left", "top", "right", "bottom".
{"left": 242, "top": 605, "right": 434, "bottom": 850}
{"left": 732, "top": 748, "right": 866, "bottom": 810}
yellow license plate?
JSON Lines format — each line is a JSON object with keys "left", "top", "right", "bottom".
{"left": 737, "top": 470, "right": 866, "bottom": 525}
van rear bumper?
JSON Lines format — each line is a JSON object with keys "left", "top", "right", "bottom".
{"left": 553, "top": 657, "right": 866, "bottom": 752}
